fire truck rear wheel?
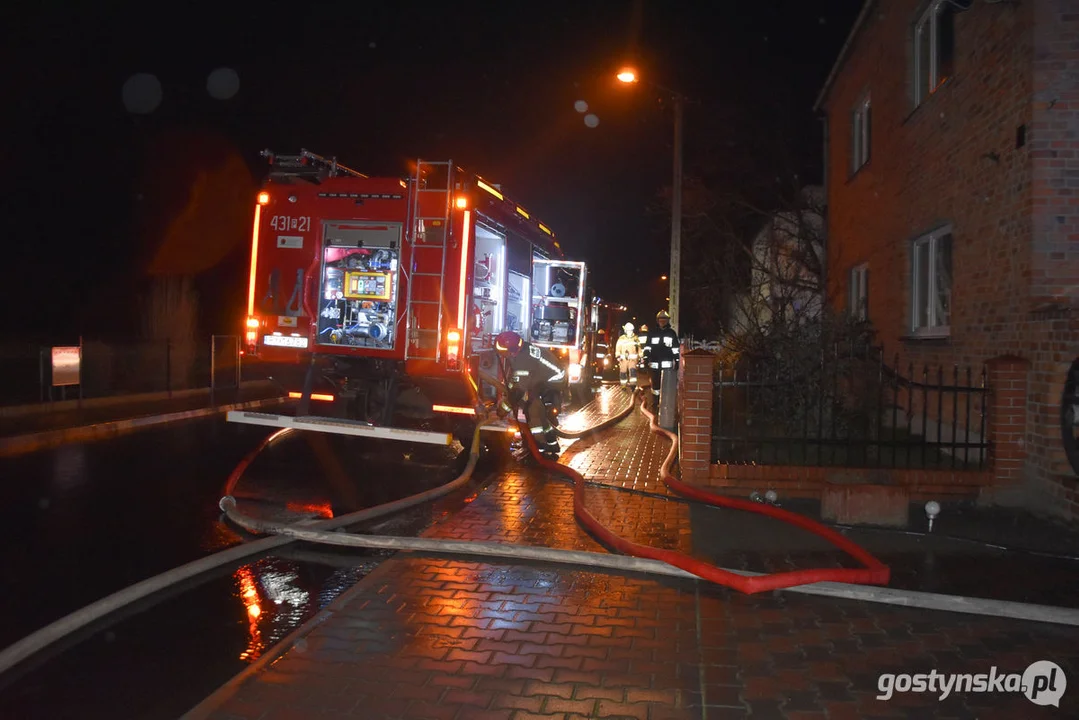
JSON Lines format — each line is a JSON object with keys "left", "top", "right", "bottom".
{"left": 359, "top": 379, "right": 398, "bottom": 425}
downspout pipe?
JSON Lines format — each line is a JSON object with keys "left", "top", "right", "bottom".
{"left": 820, "top": 113, "right": 829, "bottom": 311}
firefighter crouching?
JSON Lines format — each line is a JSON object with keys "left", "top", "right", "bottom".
{"left": 642, "top": 310, "right": 680, "bottom": 412}
{"left": 614, "top": 322, "right": 639, "bottom": 389}
{"left": 492, "top": 330, "right": 564, "bottom": 459}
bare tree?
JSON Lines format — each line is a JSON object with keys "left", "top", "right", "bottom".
{"left": 676, "top": 173, "right": 828, "bottom": 346}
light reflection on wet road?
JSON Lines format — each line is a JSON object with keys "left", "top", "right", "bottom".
{"left": 0, "top": 415, "right": 479, "bottom": 719}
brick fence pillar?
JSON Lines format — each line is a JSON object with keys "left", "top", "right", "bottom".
{"left": 985, "top": 355, "right": 1031, "bottom": 487}
{"left": 679, "top": 347, "right": 715, "bottom": 477}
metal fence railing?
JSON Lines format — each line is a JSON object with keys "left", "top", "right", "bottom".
{"left": 210, "top": 335, "right": 241, "bottom": 393}
{"left": 0, "top": 336, "right": 246, "bottom": 407}
{"left": 712, "top": 344, "right": 990, "bottom": 470}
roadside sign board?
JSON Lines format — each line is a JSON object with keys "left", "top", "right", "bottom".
{"left": 51, "top": 346, "right": 81, "bottom": 387}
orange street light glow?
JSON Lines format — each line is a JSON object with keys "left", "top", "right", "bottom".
{"left": 616, "top": 68, "right": 639, "bottom": 84}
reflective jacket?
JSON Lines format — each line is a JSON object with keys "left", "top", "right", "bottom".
{"left": 614, "top": 333, "right": 639, "bottom": 361}
{"left": 505, "top": 341, "right": 565, "bottom": 392}
{"left": 643, "top": 325, "right": 681, "bottom": 370}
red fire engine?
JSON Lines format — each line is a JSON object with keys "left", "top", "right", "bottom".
{"left": 230, "top": 150, "right": 593, "bottom": 446}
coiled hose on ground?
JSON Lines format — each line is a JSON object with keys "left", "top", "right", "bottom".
{"left": 223, "top": 388, "right": 890, "bottom": 596}
{"left": 216, "top": 401, "right": 704, "bottom": 577}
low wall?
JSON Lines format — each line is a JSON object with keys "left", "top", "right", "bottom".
{"left": 0, "top": 380, "right": 278, "bottom": 419}
{"left": 677, "top": 348, "right": 1026, "bottom": 504}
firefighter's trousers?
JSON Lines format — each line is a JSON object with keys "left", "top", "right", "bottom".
{"left": 523, "top": 388, "right": 560, "bottom": 454}
{"left": 618, "top": 358, "right": 638, "bottom": 387}
{"left": 648, "top": 367, "right": 663, "bottom": 410}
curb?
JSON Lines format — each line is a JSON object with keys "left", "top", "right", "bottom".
{"left": 0, "top": 380, "right": 278, "bottom": 420}
{"left": 0, "top": 396, "right": 289, "bottom": 458}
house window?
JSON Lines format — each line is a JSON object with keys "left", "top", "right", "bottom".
{"left": 851, "top": 96, "right": 871, "bottom": 173}
{"left": 911, "top": 227, "right": 952, "bottom": 336}
{"left": 913, "top": 0, "right": 956, "bottom": 107}
{"left": 849, "top": 263, "right": 868, "bottom": 321}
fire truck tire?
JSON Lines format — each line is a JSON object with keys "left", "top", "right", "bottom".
{"left": 361, "top": 378, "right": 398, "bottom": 426}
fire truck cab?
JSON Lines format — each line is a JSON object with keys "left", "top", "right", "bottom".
{"left": 232, "top": 150, "right": 592, "bottom": 446}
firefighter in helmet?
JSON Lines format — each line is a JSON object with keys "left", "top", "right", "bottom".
{"left": 614, "top": 322, "right": 639, "bottom": 388}
{"left": 493, "top": 330, "right": 563, "bottom": 458}
{"left": 641, "top": 310, "right": 680, "bottom": 412}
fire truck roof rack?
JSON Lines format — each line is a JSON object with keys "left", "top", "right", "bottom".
{"left": 260, "top": 148, "right": 368, "bottom": 183}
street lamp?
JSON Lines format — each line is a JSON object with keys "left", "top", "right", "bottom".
{"left": 617, "top": 66, "right": 684, "bottom": 333}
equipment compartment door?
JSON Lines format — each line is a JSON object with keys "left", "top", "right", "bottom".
{"left": 471, "top": 221, "right": 507, "bottom": 349}
{"left": 317, "top": 221, "right": 402, "bottom": 350}
{"left": 530, "top": 259, "right": 587, "bottom": 350}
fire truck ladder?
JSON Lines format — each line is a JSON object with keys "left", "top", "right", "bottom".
{"left": 405, "top": 160, "right": 454, "bottom": 361}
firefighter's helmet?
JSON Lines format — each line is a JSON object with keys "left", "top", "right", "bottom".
{"left": 639, "top": 324, "right": 648, "bottom": 332}
{"left": 623, "top": 322, "right": 635, "bottom": 334}
{"left": 656, "top": 309, "right": 670, "bottom": 320}
{"left": 494, "top": 331, "right": 524, "bottom": 358}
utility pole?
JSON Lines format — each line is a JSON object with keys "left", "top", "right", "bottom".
{"left": 669, "top": 91, "right": 684, "bottom": 333}
{"left": 614, "top": 68, "right": 684, "bottom": 332}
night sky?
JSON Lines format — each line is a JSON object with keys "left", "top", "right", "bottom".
{"left": 0, "top": 0, "right": 863, "bottom": 341}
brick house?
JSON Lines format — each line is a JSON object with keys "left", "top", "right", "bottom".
{"left": 813, "top": 0, "right": 1079, "bottom": 518}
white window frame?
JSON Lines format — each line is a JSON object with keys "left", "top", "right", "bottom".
{"left": 913, "top": 0, "right": 952, "bottom": 107}
{"left": 851, "top": 96, "right": 871, "bottom": 173}
{"left": 910, "top": 226, "right": 952, "bottom": 337}
{"left": 849, "top": 263, "right": 868, "bottom": 321}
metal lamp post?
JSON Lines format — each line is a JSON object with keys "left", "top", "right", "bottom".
{"left": 617, "top": 68, "right": 683, "bottom": 334}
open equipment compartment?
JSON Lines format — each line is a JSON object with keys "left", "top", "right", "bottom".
{"left": 317, "top": 220, "right": 402, "bottom": 350}
{"left": 530, "top": 258, "right": 587, "bottom": 350}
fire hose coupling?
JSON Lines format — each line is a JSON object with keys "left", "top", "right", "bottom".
{"left": 749, "top": 489, "right": 780, "bottom": 505}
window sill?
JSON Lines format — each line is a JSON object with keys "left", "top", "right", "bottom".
{"left": 902, "top": 77, "right": 952, "bottom": 126}
{"left": 901, "top": 331, "right": 951, "bottom": 345}
{"left": 846, "top": 161, "right": 871, "bottom": 184}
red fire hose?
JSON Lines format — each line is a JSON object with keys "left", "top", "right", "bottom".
{"left": 516, "top": 395, "right": 890, "bottom": 594}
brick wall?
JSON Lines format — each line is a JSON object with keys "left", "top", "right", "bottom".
{"left": 1031, "top": 0, "right": 1079, "bottom": 304}
{"left": 820, "top": 0, "right": 1079, "bottom": 519}
{"left": 677, "top": 348, "right": 713, "bottom": 474}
